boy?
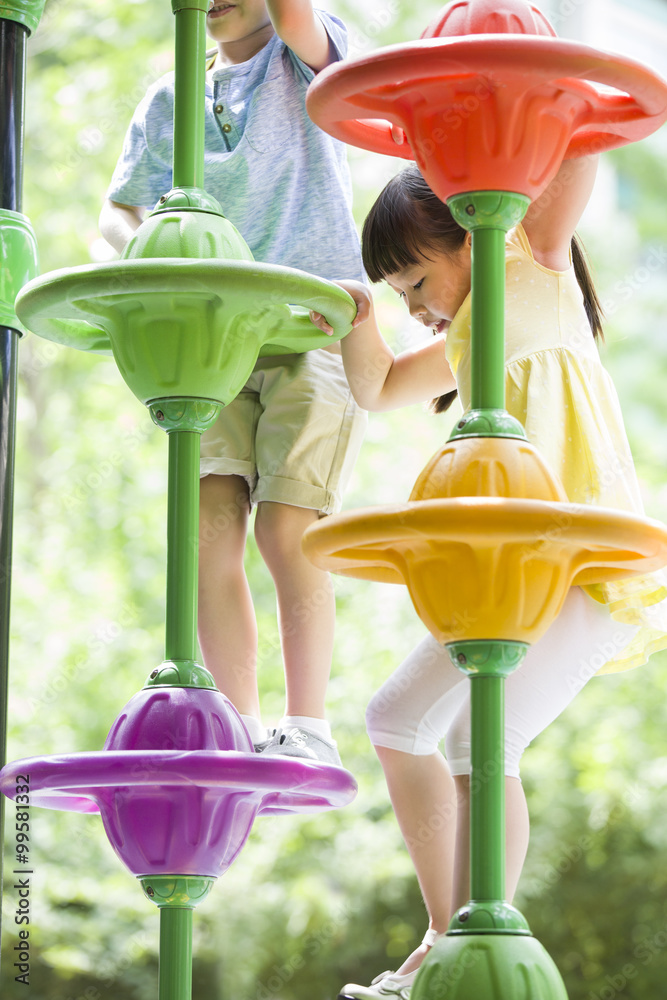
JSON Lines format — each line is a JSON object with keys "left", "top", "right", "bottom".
{"left": 100, "top": 0, "right": 366, "bottom": 763}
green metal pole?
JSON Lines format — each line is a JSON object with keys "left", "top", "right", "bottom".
{"left": 172, "top": 2, "right": 207, "bottom": 190}
{"left": 470, "top": 227, "right": 506, "bottom": 412}
{"left": 140, "top": 877, "right": 215, "bottom": 1000}
{"left": 445, "top": 195, "right": 534, "bottom": 909}
{"left": 469, "top": 675, "right": 504, "bottom": 900}
{"left": 449, "top": 642, "right": 528, "bottom": 908}
{"left": 159, "top": 907, "right": 193, "bottom": 1000}
{"left": 165, "top": 429, "right": 200, "bottom": 663}
{"left": 447, "top": 192, "right": 530, "bottom": 441}
{"left": 156, "top": 1, "right": 218, "bottom": 666}
{"left": 408, "top": 195, "right": 571, "bottom": 993}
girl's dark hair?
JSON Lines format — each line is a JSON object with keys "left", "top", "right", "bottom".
{"left": 362, "top": 164, "right": 604, "bottom": 415}
{"left": 571, "top": 233, "right": 604, "bottom": 344}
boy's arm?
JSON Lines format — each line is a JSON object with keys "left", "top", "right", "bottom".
{"left": 522, "top": 154, "right": 598, "bottom": 271}
{"left": 315, "top": 282, "right": 456, "bottom": 412}
{"left": 266, "top": 0, "right": 335, "bottom": 72}
{"left": 99, "top": 199, "right": 145, "bottom": 254}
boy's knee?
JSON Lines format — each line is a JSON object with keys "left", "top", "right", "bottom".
{"left": 254, "top": 502, "right": 318, "bottom": 559}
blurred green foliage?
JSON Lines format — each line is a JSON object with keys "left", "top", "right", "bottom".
{"left": 2, "top": 1, "right": 667, "bottom": 999}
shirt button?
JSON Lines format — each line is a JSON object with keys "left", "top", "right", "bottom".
{"left": 215, "top": 104, "right": 224, "bottom": 113}
{"left": 222, "top": 123, "right": 232, "bottom": 133}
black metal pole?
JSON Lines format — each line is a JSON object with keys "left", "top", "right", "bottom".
{"left": 1, "top": 18, "right": 26, "bottom": 207}
{"left": 0, "top": 13, "right": 28, "bottom": 964}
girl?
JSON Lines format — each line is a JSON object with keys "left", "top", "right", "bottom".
{"left": 312, "top": 155, "right": 667, "bottom": 999}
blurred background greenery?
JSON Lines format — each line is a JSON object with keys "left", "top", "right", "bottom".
{"left": 2, "top": 0, "right": 667, "bottom": 997}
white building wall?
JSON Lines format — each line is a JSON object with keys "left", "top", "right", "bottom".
{"left": 534, "top": 0, "right": 667, "bottom": 74}
{"left": 528, "top": 0, "right": 667, "bottom": 241}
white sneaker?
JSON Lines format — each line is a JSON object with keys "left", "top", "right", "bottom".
{"left": 338, "top": 928, "right": 443, "bottom": 1000}
{"left": 260, "top": 726, "right": 343, "bottom": 766}
{"left": 338, "top": 969, "right": 417, "bottom": 1000}
{"left": 252, "top": 728, "right": 276, "bottom": 753}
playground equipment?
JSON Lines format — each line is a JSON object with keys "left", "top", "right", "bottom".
{"left": 303, "top": 1, "right": 667, "bottom": 997}
{"left": 0, "top": 1, "right": 358, "bottom": 997}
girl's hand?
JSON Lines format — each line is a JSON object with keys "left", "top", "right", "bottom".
{"left": 310, "top": 280, "right": 373, "bottom": 335}
{"left": 391, "top": 123, "right": 406, "bottom": 145}
{"left": 309, "top": 310, "right": 335, "bottom": 335}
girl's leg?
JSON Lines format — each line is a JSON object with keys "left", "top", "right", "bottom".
{"left": 198, "top": 474, "right": 260, "bottom": 717}
{"left": 254, "top": 501, "right": 334, "bottom": 719}
{"left": 451, "top": 775, "right": 530, "bottom": 911}
{"left": 372, "top": 760, "right": 529, "bottom": 976}
{"left": 375, "top": 746, "right": 457, "bottom": 976}
{"left": 365, "top": 636, "right": 470, "bottom": 976}
{"left": 361, "top": 589, "right": 636, "bottom": 985}
{"left": 446, "top": 587, "right": 638, "bottom": 909}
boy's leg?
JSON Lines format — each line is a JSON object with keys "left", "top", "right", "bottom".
{"left": 198, "top": 473, "right": 260, "bottom": 719}
{"left": 247, "top": 353, "right": 364, "bottom": 759}
{"left": 253, "top": 500, "right": 334, "bottom": 720}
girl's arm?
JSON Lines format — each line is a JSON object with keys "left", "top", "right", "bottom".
{"left": 313, "top": 281, "right": 457, "bottom": 412}
{"left": 522, "top": 154, "right": 598, "bottom": 270}
{"left": 266, "top": 0, "right": 334, "bottom": 72}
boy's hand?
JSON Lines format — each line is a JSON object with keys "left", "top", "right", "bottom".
{"left": 310, "top": 280, "right": 372, "bottom": 335}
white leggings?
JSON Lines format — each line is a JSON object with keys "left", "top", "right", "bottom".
{"left": 365, "top": 588, "right": 638, "bottom": 779}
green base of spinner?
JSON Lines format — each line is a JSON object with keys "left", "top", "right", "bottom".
{"left": 448, "top": 899, "right": 530, "bottom": 935}
{"left": 144, "top": 660, "right": 217, "bottom": 690}
{"left": 411, "top": 933, "right": 568, "bottom": 1000}
{"left": 449, "top": 408, "right": 526, "bottom": 441}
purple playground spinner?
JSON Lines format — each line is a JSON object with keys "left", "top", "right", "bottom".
{"left": 0, "top": 681, "right": 357, "bottom": 879}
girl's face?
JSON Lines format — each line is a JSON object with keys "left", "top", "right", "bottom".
{"left": 385, "top": 237, "right": 472, "bottom": 334}
{"left": 206, "top": 0, "right": 272, "bottom": 45}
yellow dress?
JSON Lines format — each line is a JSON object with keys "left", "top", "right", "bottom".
{"left": 444, "top": 224, "right": 667, "bottom": 674}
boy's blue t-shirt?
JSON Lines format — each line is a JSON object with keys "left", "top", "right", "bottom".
{"left": 107, "top": 11, "right": 365, "bottom": 283}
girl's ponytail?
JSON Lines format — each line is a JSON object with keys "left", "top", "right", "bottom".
{"left": 431, "top": 387, "right": 458, "bottom": 414}
{"left": 571, "top": 233, "right": 604, "bottom": 342}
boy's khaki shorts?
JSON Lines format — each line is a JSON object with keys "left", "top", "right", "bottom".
{"left": 200, "top": 350, "right": 367, "bottom": 515}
